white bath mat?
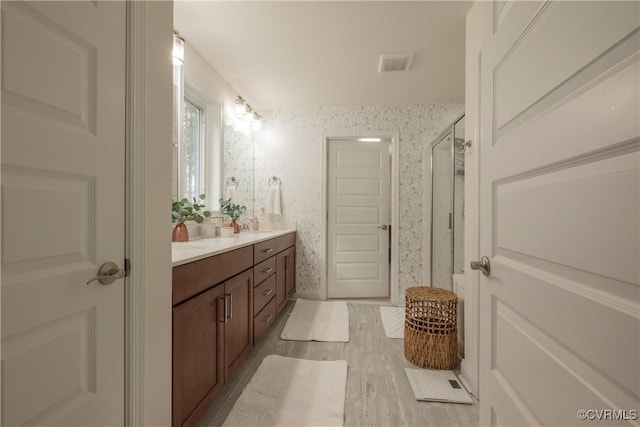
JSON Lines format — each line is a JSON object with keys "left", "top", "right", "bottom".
{"left": 404, "top": 368, "right": 473, "bottom": 405}
{"left": 281, "top": 299, "right": 349, "bottom": 342}
{"left": 223, "top": 355, "right": 347, "bottom": 427}
{"left": 379, "top": 306, "right": 405, "bottom": 338}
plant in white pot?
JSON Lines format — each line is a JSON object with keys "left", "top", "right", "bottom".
{"left": 218, "top": 198, "right": 246, "bottom": 233}
{"left": 171, "top": 194, "right": 211, "bottom": 242}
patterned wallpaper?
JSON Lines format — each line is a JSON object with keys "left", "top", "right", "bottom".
{"left": 232, "top": 103, "right": 463, "bottom": 302}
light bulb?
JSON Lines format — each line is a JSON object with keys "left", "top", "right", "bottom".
{"left": 172, "top": 34, "right": 184, "bottom": 66}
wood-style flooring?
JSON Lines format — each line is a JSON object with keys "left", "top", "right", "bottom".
{"left": 196, "top": 301, "right": 479, "bottom": 427}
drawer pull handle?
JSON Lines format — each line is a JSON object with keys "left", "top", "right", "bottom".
{"left": 262, "top": 248, "right": 274, "bottom": 253}
{"left": 262, "top": 267, "right": 273, "bottom": 274}
{"left": 263, "top": 314, "right": 273, "bottom": 323}
{"left": 263, "top": 288, "right": 273, "bottom": 296}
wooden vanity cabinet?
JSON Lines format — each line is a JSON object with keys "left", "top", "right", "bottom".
{"left": 284, "top": 246, "right": 296, "bottom": 297}
{"left": 253, "top": 297, "right": 277, "bottom": 343}
{"left": 172, "top": 285, "right": 224, "bottom": 427}
{"left": 223, "top": 269, "right": 253, "bottom": 380}
{"left": 276, "top": 245, "right": 296, "bottom": 313}
{"left": 172, "top": 246, "right": 253, "bottom": 306}
{"left": 172, "top": 247, "right": 252, "bottom": 427}
{"left": 254, "top": 239, "right": 277, "bottom": 264}
{"left": 172, "top": 232, "right": 296, "bottom": 427}
{"left": 254, "top": 274, "right": 276, "bottom": 314}
{"left": 253, "top": 260, "right": 277, "bottom": 345}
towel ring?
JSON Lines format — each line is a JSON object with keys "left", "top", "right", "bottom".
{"left": 226, "top": 177, "right": 239, "bottom": 188}
{"left": 268, "top": 176, "right": 282, "bottom": 187}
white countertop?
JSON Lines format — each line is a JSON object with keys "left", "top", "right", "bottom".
{"left": 172, "top": 228, "right": 297, "bottom": 267}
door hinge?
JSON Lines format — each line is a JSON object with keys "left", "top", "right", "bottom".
{"left": 124, "top": 258, "right": 131, "bottom": 277}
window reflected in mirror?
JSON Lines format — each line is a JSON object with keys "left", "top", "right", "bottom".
{"left": 172, "top": 78, "right": 180, "bottom": 202}
{"left": 172, "top": 48, "right": 223, "bottom": 211}
{"left": 182, "top": 98, "right": 204, "bottom": 201}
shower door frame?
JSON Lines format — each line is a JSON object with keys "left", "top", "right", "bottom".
{"left": 429, "top": 113, "right": 465, "bottom": 289}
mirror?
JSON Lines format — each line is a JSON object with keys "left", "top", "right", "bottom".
{"left": 222, "top": 123, "right": 254, "bottom": 218}
{"left": 172, "top": 40, "right": 248, "bottom": 216}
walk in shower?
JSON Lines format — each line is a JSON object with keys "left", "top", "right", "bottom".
{"left": 430, "top": 115, "right": 466, "bottom": 290}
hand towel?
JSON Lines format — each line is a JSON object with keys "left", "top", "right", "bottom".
{"left": 268, "top": 186, "right": 282, "bottom": 215}
{"left": 225, "top": 185, "right": 236, "bottom": 202}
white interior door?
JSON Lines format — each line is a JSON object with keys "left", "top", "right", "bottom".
{"left": 1, "top": 1, "right": 126, "bottom": 425}
{"left": 478, "top": 1, "right": 639, "bottom": 425}
{"left": 328, "top": 139, "right": 390, "bottom": 298}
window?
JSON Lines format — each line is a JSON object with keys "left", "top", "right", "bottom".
{"left": 172, "top": 49, "right": 223, "bottom": 210}
{"left": 181, "top": 98, "right": 204, "bottom": 201}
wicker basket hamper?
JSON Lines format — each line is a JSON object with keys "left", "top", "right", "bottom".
{"left": 404, "top": 286, "right": 459, "bottom": 369}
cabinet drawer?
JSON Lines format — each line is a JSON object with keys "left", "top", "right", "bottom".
{"left": 254, "top": 274, "right": 276, "bottom": 314}
{"left": 254, "top": 239, "right": 277, "bottom": 264}
{"left": 173, "top": 246, "right": 253, "bottom": 306}
{"left": 253, "top": 297, "right": 277, "bottom": 344}
{"left": 276, "top": 232, "right": 296, "bottom": 252}
{"left": 253, "top": 256, "right": 276, "bottom": 286}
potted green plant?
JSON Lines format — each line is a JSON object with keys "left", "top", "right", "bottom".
{"left": 219, "top": 198, "right": 246, "bottom": 233}
{"left": 171, "top": 194, "right": 211, "bottom": 242}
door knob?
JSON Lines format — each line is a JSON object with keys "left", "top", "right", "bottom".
{"left": 470, "top": 256, "right": 491, "bottom": 276}
{"left": 86, "top": 261, "right": 126, "bottom": 285}
{"left": 377, "top": 225, "right": 388, "bottom": 230}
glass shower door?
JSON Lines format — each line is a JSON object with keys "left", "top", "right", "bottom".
{"left": 431, "top": 132, "right": 454, "bottom": 290}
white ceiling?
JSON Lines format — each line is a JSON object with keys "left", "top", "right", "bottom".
{"left": 174, "top": 1, "right": 472, "bottom": 110}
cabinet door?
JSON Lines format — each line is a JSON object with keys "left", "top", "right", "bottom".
{"left": 285, "top": 246, "right": 297, "bottom": 297}
{"left": 276, "top": 247, "right": 296, "bottom": 313}
{"left": 224, "top": 269, "right": 253, "bottom": 379}
{"left": 173, "top": 285, "right": 225, "bottom": 427}
{"left": 276, "top": 252, "right": 287, "bottom": 313}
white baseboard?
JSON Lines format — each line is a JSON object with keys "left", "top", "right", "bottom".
{"left": 459, "top": 359, "right": 477, "bottom": 399}
{"left": 291, "top": 289, "right": 323, "bottom": 301}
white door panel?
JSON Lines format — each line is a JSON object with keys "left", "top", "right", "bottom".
{"left": 328, "top": 140, "right": 390, "bottom": 298}
{"left": 1, "top": 1, "right": 126, "bottom": 426}
{"left": 479, "top": 1, "right": 639, "bottom": 425}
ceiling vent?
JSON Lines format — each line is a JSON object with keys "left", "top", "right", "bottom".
{"left": 378, "top": 53, "right": 415, "bottom": 73}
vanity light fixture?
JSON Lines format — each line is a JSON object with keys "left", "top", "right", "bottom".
{"left": 172, "top": 33, "right": 185, "bottom": 66}
{"left": 358, "top": 137, "right": 381, "bottom": 142}
{"left": 234, "top": 95, "right": 263, "bottom": 132}
{"left": 235, "top": 96, "right": 249, "bottom": 118}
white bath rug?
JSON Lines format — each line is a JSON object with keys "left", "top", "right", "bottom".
{"left": 280, "top": 299, "right": 349, "bottom": 342}
{"left": 223, "top": 355, "right": 347, "bottom": 427}
{"left": 379, "top": 305, "right": 405, "bottom": 338}
{"left": 404, "top": 368, "right": 473, "bottom": 404}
